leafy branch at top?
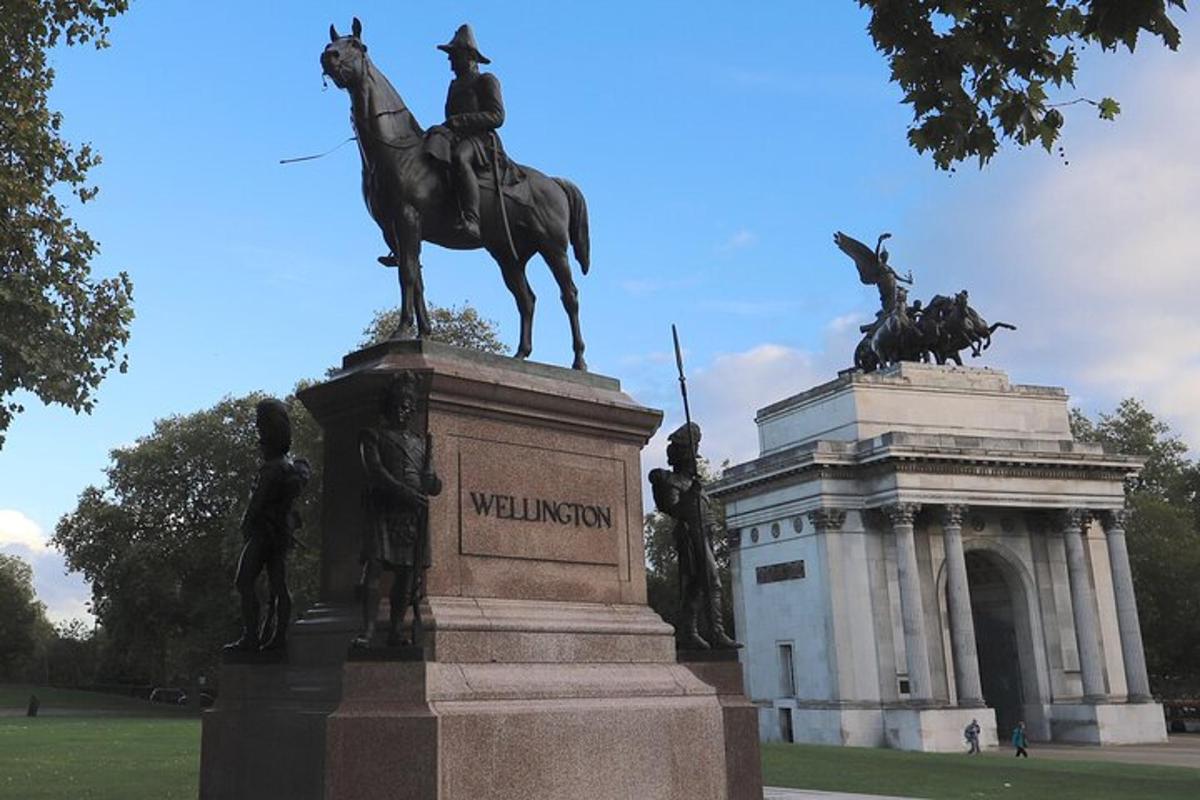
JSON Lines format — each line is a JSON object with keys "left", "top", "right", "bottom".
{"left": 857, "top": 1, "right": 1185, "bottom": 170}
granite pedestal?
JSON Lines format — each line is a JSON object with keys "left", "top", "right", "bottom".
{"left": 200, "top": 341, "right": 761, "bottom": 799}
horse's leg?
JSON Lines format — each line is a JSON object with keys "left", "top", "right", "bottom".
{"left": 540, "top": 246, "right": 586, "bottom": 371}
{"left": 497, "top": 255, "right": 534, "bottom": 359}
{"left": 392, "top": 207, "right": 425, "bottom": 340}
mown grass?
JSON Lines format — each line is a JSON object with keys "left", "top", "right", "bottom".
{"left": 762, "top": 741, "right": 1200, "bottom": 799}
{"left": 0, "top": 718, "right": 199, "bottom": 800}
{"left": 0, "top": 697, "right": 1194, "bottom": 800}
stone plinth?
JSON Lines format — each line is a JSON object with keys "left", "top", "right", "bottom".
{"left": 202, "top": 342, "right": 758, "bottom": 799}
{"left": 1049, "top": 702, "right": 1168, "bottom": 745}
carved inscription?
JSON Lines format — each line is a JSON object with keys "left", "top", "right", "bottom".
{"left": 458, "top": 438, "right": 624, "bottom": 566}
{"left": 756, "top": 560, "right": 806, "bottom": 584}
{"left": 468, "top": 493, "right": 613, "bottom": 529}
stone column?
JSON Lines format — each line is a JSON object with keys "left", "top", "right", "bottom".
{"left": 1101, "top": 510, "right": 1153, "bottom": 703}
{"left": 1061, "top": 509, "right": 1108, "bottom": 702}
{"left": 883, "top": 503, "right": 933, "bottom": 704}
{"left": 941, "top": 504, "right": 985, "bottom": 707}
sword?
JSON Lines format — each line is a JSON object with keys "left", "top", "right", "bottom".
{"left": 490, "top": 132, "right": 520, "bottom": 264}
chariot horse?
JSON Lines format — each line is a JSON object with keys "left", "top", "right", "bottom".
{"left": 321, "top": 19, "right": 591, "bottom": 369}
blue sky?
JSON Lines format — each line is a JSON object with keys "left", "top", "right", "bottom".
{"left": 3, "top": 2, "right": 1199, "bottom": 621}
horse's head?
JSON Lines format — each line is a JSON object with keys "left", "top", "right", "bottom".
{"left": 322, "top": 18, "right": 369, "bottom": 90}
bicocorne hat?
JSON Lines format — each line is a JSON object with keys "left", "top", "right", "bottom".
{"left": 437, "top": 24, "right": 490, "bottom": 64}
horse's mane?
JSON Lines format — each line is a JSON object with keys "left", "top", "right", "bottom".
{"left": 360, "top": 57, "right": 424, "bottom": 140}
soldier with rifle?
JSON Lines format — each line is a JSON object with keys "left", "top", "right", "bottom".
{"left": 648, "top": 326, "right": 740, "bottom": 650}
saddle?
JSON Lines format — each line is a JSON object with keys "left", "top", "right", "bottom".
{"left": 423, "top": 126, "right": 536, "bottom": 209}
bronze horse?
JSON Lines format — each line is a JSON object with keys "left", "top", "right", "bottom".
{"left": 321, "top": 20, "right": 591, "bottom": 369}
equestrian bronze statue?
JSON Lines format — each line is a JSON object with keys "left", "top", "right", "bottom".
{"left": 834, "top": 231, "right": 1016, "bottom": 372}
{"left": 321, "top": 20, "right": 592, "bottom": 370}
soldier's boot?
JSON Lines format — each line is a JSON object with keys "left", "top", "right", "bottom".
{"left": 224, "top": 595, "right": 260, "bottom": 652}
{"left": 706, "top": 588, "right": 742, "bottom": 650}
{"left": 261, "top": 592, "right": 292, "bottom": 651}
{"left": 351, "top": 585, "right": 380, "bottom": 649}
{"left": 452, "top": 160, "right": 482, "bottom": 242}
{"left": 680, "top": 601, "right": 710, "bottom": 650}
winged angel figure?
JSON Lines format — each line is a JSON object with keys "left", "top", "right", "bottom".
{"left": 833, "top": 231, "right": 913, "bottom": 318}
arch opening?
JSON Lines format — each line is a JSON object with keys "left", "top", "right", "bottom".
{"left": 966, "top": 550, "right": 1025, "bottom": 735}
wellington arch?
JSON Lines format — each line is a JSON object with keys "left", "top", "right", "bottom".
{"left": 712, "top": 363, "right": 1168, "bottom": 751}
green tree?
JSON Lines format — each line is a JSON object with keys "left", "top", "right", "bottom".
{"left": 360, "top": 302, "right": 507, "bottom": 353}
{"left": 53, "top": 391, "right": 322, "bottom": 684}
{"left": 1, "top": 0, "right": 135, "bottom": 448}
{"left": 1072, "top": 398, "right": 1200, "bottom": 689}
{"left": 858, "top": 1, "right": 1185, "bottom": 170}
{"left": 0, "top": 553, "right": 50, "bottom": 680}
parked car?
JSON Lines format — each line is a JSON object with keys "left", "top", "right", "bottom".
{"left": 1164, "top": 700, "right": 1200, "bottom": 733}
{"left": 149, "top": 687, "right": 187, "bottom": 705}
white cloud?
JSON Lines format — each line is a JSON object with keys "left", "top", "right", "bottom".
{"left": 0, "top": 509, "right": 48, "bottom": 553}
{"left": 906, "top": 52, "right": 1200, "bottom": 448}
{"left": 719, "top": 228, "right": 758, "bottom": 252}
{"left": 687, "top": 344, "right": 825, "bottom": 466}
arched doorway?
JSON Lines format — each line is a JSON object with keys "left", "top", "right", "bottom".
{"left": 966, "top": 550, "right": 1024, "bottom": 736}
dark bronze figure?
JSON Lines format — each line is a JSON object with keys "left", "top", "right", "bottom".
{"left": 834, "top": 231, "right": 914, "bottom": 318}
{"left": 226, "top": 400, "right": 311, "bottom": 653}
{"left": 835, "top": 232, "right": 1016, "bottom": 371}
{"left": 354, "top": 372, "right": 442, "bottom": 649}
{"left": 649, "top": 423, "right": 740, "bottom": 650}
{"left": 321, "top": 19, "right": 592, "bottom": 370}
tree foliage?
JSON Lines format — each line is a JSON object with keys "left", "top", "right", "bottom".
{"left": 52, "top": 392, "right": 323, "bottom": 684}
{"left": 857, "top": 1, "right": 1186, "bottom": 169}
{"left": 1, "top": 0, "right": 135, "bottom": 448}
{"left": 0, "top": 553, "right": 50, "bottom": 680}
{"left": 360, "top": 302, "right": 507, "bottom": 354}
{"left": 1073, "top": 398, "right": 1200, "bottom": 690}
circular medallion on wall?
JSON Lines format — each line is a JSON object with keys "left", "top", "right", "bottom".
{"left": 792, "top": 515, "right": 804, "bottom": 533}
{"left": 771, "top": 522, "right": 781, "bottom": 539}
{"left": 750, "top": 527, "right": 759, "bottom": 543}
{"left": 970, "top": 515, "right": 986, "bottom": 532}
{"left": 1001, "top": 516, "right": 1016, "bottom": 533}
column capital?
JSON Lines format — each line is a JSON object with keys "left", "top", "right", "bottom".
{"left": 1100, "top": 509, "right": 1130, "bottom": 534}
{"left": 941, "top": 504, "right": 969, "bottom": 528}
{"left": 1059, "top": 507, "right": 1093, "bottom": 533}
{"left": 806, "top": 507, "right": 847, "bottom": 532}
{"left": 882, "top": 502, "right": 921, "bottom": 527}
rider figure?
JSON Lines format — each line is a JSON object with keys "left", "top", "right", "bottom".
{"left": 431, "top": 24, "right": 505, "bottom": 243}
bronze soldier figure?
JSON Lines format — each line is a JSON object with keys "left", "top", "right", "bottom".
{"left": 424, "top": 24, "right": 505, "bottom": 243}
{"left": 649, "top": 423, "right": 740, "bottom": 650}
{"left": 225, "top": 399, "right": 311, "bottom": 652}
{"left": 354, "top": 372, "right": 442, "bottom": 649}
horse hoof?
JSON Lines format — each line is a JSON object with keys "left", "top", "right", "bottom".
{"left": 513, "top": 349, "right": 530, "bottom": 360}
{"left": 572, "top": 357, "right": 587, "bottom": 371}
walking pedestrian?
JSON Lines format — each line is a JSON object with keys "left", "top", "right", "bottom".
{"left": 1012, "top": 721, "right": 1029, "bottom": 758}
{"left": 964, "top": 718, "right": 981, "bottom": 754}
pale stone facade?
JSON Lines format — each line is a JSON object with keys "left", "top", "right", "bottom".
{"left": 712, "top": 364, "right": 1167, "bottom": 752}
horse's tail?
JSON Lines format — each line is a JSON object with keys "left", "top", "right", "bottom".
{"left": 553, "top": 177, "right": 590, "bottom": 275}
{"left": 989, "top": 322, "right": 1017, "bottom": 333}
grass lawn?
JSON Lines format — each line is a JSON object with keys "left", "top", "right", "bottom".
{"left": 763, "top": 742, "right": 1200, "bottom": 799}
{"left": 0, "top": 717, "right": 199, "bottom": 800}
{"left": 1, "top": 702, "right": 1195, "bottom": 800}
{"left": 0, "top": 684, "right": 187, "bottom": 717}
